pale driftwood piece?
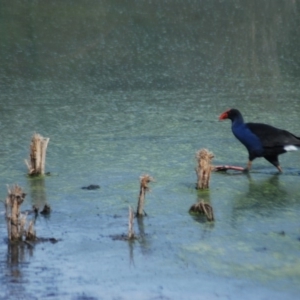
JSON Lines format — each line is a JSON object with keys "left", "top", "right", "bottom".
{"left": 5, "top": 185, "right": 27, "bottom": 241}
{"left": 195, "top": 149, "right": 214, "bottom": 189}
{"left": 25, "top": 133, "right": 50, "bottom": 176}
{"left": 128, "top": 206, "right": 135, "bottom": 240}
{"left": 214, "top": 165, "right": 245, "bottom": 172}
{"left": 136, "top": 174, "right": 154, "bottom": 217}
{"left": 189, "top": 201, "right": 214, "bottom": 222}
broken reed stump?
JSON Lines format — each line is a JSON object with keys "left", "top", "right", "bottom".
{"left": 25, "top": 133, "right": 50, "bottom": 176}
{"left": 5, "top": 185, "right": 37, "bottom": 241}
{"left": 128, "top": 206, "right": 135, "bottom": 240}
{"left": 195, "top": 148, "right": 214, "bottom": 189}
{"left": 136, "top": 174, "right": 154, "bottom": 217}
{"left": 189, "top": 201, "right": 214, "bottom": 222}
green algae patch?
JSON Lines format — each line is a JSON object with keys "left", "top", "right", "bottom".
{"left": 186, "top": 242, "right": 226, "bottom": 256}
{"left": 184, "top": 236, "right": 300, "bottom": 283}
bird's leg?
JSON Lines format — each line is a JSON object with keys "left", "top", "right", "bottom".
{"left": 247, "top": 161, "right": 252, "bottom": 170}
{"left": 276, "top": 165, "right": 283, "bottom": 173}
{"left": 243, "top": 160, "right": 252, "bottom": 172}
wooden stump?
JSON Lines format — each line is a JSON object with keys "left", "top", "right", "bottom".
{"left": 5, "top": 185, "right": 27, "bottom": 241}
{"left": 195, "top": 149, "right": 214, "bottom": 189}
{"left": 136, "top": 174, "right": 154, "bottom": 217}
{"left": 25, "top": 133, "right": 50, "bottom": 176}
{"left": 189, "top": 201, "right": 214, "bottom": 222}
{"left": 5, "top": 185, "right": 37, "bottom": 242}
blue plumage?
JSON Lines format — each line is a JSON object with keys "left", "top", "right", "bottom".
{"left": 232, "top": 122, "right": 264, "bottom": 158}
{"left": 219, "top": 108, "right": 300, "bottom": 172}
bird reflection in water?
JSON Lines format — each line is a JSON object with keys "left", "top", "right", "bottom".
{"left": 231, "top": 174, "right": 289, "bottom": 225}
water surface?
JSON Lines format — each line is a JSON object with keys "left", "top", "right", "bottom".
{"left": 1, "top": 1, "right": 300, "bottom": 299}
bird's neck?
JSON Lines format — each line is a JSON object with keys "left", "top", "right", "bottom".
{"left": 232, "top": 114, "right": 244, "bottom": 127}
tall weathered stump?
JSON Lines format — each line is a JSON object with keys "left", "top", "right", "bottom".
{"left": 25, "top": 133, "right": 49, "bottom": 176}
{"left": 5, "top": 185, "right": 27, "bottom": 241}
{"left": 5, "top": 185, "right": 37, "bottom": 242}
{"left": 195, "top": 149, "right": 214, "bottom": 189}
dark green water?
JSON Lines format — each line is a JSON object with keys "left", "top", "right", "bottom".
{"left": 1, "top": 1, "right": 300, "bottom": 299}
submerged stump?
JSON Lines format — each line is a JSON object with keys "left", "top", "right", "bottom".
{"left": 189, "top": 201, "right": 214, "bottom": 222}
{"left": 136, "top": 174, "right": 154, "bottom": 217}
{"left": 195, "top": 149, "right": 214, "bottom": 189}
{"left": 25, "top": 133, "right": 50, "bottom": 176}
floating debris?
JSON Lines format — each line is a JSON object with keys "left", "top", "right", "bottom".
{"left": 81, "top": 184, "right": 100, "bottom": 190}
{"left": 40, "top": 204, "right": 51, "bottom": 215}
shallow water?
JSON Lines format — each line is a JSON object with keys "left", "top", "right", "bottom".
{"left": 1, "top": 1, "right": 300, "bottom": 299}
{"left": 0, "top": 81, "right": 300, "bottom": 299}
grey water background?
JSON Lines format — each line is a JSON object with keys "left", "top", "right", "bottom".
{"left": 1, "top": 1, "right": 300, "bottom": 299}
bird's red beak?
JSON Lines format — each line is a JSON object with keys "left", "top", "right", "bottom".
{"left": 219, "top": 110, "right": 229, "bottom": 121}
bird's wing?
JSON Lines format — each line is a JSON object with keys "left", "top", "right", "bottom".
{"left": 247, "top": 123, "right": 300, "bottom": 148}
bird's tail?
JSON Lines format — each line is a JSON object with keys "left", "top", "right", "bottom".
{"left": 284, "top": 145, "right": 298, "bottom": 151}
{"left": 286, "top": 133, "right": 300, "bottom": 150}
